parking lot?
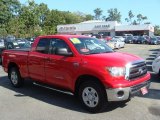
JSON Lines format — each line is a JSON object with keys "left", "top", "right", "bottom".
{"left": 0, "top": 44, "right": 160, "bottom": 120}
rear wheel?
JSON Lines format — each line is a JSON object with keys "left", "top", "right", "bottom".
{"left": 78, "top": 80, "right": 108, "bottom": 113}
{"left": 8, "top": 67, "right": 23, "bottom": 87}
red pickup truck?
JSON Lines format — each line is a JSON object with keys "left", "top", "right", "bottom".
{"left": 2, "top": 35, "right": 150, "bottom": 113}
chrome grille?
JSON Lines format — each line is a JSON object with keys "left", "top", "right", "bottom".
{"left": 125, "top": 60, "right": 147, "bottom": 80}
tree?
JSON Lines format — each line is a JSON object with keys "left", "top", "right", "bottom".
{"left": 0, "top": 0, "right": 20, "bottom": 24}
{"left": 106, "top": 8, "right": 121, "bottom": 22}
{"left": 141, "top": 16, "right": 147, "bottom": 24}
{"left": 132, "top": 20, "right": 138, "bottom": 25}
{"left": 0, "top": 0, "right": 21, "bottom": 36}
{"left": 94, "top": 8, "right": 103, "bottom": 20}
{"left": 144, "top": 22, "right": 151, "bottom": 24}
{"left": 128, "top": 10, "right": 134, "bottom": 24}
{"left": 154, "top": 25, "right": 160, "bottom": 36}
{"left": 125, "top": 18, "right": 129, "bottom": 23}
{"left": 38, "top": 3, "right": 49, "bottom": 27}
{"left": 137, "top": 14, "right": 142, "bottom": 24}
{"left": 102, "top": 16, "right": 106, "bottom": 21}
{"left": 19, "top": 0, "right": 40, "bottom": 37}
{"left": 84, "top": 14, "right": 94, "bottom": 21}
{"left": 125, "top": 10, "right": 135, "bottom": 25}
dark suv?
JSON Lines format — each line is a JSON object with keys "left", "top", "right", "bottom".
{"left": 136, "top": 36, "right": 148, "bottom": 44}
{"left": 125, "top": 36, "right": 134, "bottom": 43}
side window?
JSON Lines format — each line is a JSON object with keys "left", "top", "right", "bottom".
{"left": 36, "top": 38, "right": 50, "bottom": 54}
{"left": 49, "top": 38, "right": 71, "bottom": 55}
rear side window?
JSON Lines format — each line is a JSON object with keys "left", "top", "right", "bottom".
{"left": 36, "top": 38, "right": 50, "bottom": 54}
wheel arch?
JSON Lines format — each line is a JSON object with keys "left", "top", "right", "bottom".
{"left": 8, "top": 62, "right": 19, "bottom": 78}
{"left": 74, "top": 74, "right": 106, "bottom": 95}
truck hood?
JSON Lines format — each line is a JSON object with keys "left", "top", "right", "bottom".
{"left": 82, "top": 52, "right": 143, "bottom": 67}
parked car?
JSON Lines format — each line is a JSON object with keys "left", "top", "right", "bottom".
{"left": 149, "top": 37, "right": 160, "bottom": 45}
{"left": 91, "top": 34, "right": 102, "bottom": 39}
{"left": 107, "top": 38, "right": 125, "bottom": 49}
{"left": 143, "top": 35, "right": 151, "bottom": 43}
{"left": 0, "top": 38, "right": 5, "bottom": 63}
{"left": 103, "top": 36, "right": 112, "bottom": 41}
{"left": 156, "top": 36, "right": 160, "bottom": 40}
{"left": 152, "top": 56, "right": 160, "bottom": 75}
{"left": 156, "top": 36, "right": 160, "bottom": 43}
{"left": 26, "top": 37, "right": 36, "bottom": 45}
{"left": 136, "top": 36, "right": 148, "bottom": 44}
{"left": 4, "top": 40, "right": 19, "bottom": 49}
{"left": 125, "top": 36, "right": 134, "bottom": 43}
{"left": 123, "top": 34, "right": 133, "bottom": 37}
{"left": 132, "top": 36, "right": 139, "bottom": 44}
{"left": 16, "top": 39, "right": 31, "bottom": 48}
{"left": 0, "top": 39, "right": 5, "bottom": 49}
{"left": 113, "top": 36, "right": 125, "bottom": 42}
{"left": 0, "top": 38, "right": 5, "bottom": 64}
{"left": 2, "top": 35, "right": 150, "bottom": 113}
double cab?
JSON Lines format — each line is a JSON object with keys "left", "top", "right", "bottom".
{"left": 2, "top": 35, "right": 150, "bottom": 113}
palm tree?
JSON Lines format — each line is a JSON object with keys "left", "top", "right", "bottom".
{"left": 128, "top": 10, "right": 134, "bottom": 24}
{"left": 137, "top": 14, "right": 142, "bottom": 24}
{"left": 94, "top": 8, "right": 102, "bottom": 20}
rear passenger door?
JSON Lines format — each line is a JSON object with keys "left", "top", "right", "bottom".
{"left": 28, "top": 38, "right": 50, "bottom": 82}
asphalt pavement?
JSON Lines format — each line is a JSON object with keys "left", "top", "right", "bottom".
{"left": 0, "top": 44, "right": 160, "bottom": 120}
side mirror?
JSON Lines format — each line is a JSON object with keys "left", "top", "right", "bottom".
{"left": 56, "top": 48, "right": 73, "bottom": 57}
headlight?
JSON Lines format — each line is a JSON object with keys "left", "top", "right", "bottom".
{"left": 107, "top": 67, "right": 125, "bottom": 77}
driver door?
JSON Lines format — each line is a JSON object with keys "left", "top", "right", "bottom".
{"left": 45, "top": 38, "right": 78, "bottom": 89}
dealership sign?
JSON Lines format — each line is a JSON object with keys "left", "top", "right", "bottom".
{"left": 58, "top": 26, "right": 76, "bottom": 32}
{"left": 94, "top": 24, "right": 110, "bottom": 29}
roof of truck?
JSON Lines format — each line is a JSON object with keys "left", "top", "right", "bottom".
{"left": 38, "top": 34, "right": 90, "bottom": 39}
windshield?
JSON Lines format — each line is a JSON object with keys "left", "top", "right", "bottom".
{"left": 70, "top": 37, "right": 113, "bottom": 55}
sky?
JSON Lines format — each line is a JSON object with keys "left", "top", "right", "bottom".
{"left": 19, "top": 0, "right": 160, "bottom": 25}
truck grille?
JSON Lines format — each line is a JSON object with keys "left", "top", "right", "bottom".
{"left": 125, "top": 60, "right": 147, "bottom": 80}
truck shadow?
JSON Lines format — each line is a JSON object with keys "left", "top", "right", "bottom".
{"left": 0, "top": 76, "right": 127, "bottom": 113}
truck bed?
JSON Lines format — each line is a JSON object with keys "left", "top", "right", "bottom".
{"left": 2, "top": 48, "right": 30, "bottom": 77}
{"left": 10, "top": 48, "right": 31, "bottom": 52}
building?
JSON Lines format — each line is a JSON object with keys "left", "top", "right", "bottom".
{"left": 57, "top": 20, "right": 154, "bottom": 37}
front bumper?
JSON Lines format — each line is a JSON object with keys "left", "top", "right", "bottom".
{"left": 106, "top": 80, "right": 150, "bottom": 101}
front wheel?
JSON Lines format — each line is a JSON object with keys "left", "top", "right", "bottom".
{"left": 8, "top": 67, "right": 24, "bottom": 88}
{"left": 78, "top": 81, "right": 108, "bottom": 113}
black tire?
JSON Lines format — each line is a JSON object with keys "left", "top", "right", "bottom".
{"left": 78, "top": 80, "right": 108, "bottom": 113}
{"left": 8, "top": 67, "right": 24, "bottom": 88}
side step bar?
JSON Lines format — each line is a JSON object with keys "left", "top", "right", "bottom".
{"left": 33, "top": 82, "right": 74, "bottom": 96}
